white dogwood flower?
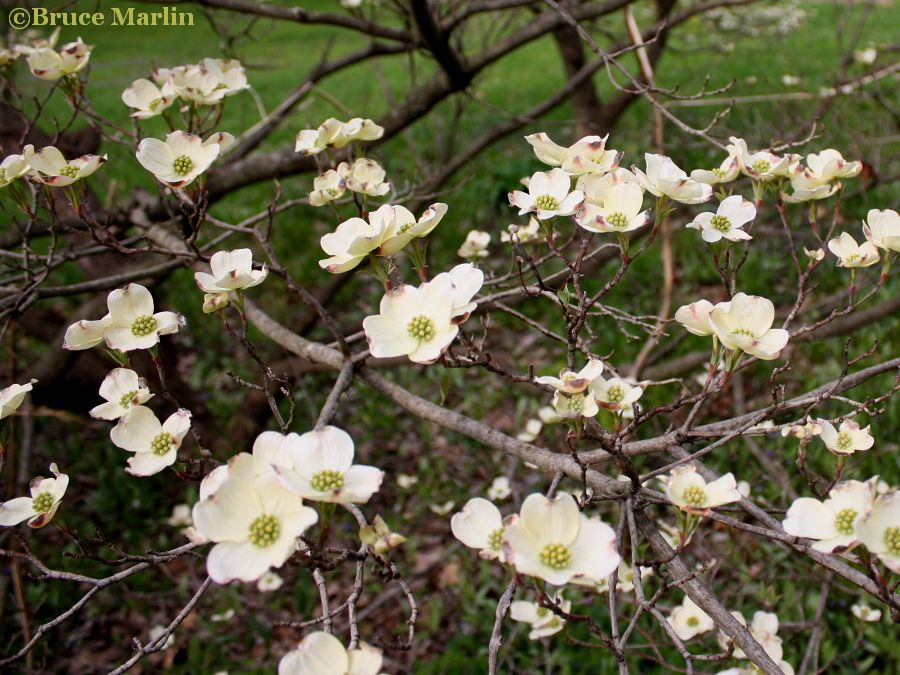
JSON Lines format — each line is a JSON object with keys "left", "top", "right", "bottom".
{"left": 686, "top": 195, "right": 756, "bottom": 243}
{"left": 294, "top": 117, "right": 383, "bottom": 155}
{"left": 666, "top": 464, "right": 742, "bottom": 513}
{"left": 257, "top": 571, "right": 285, "bottom": 593}
{"left": 458, "top": 230, "right": 491, "bottom": 258}
{"left": 192, "top": 453, "right": 318, "bottom": 584}
{"left": 674, "top": 299, "right": 722, "bottom": 336}
{"left": 590, "top": 376, "right": 643, "bottom": 414}
{"left": 0, "top": 463, "right": 68, "bottom": 528}
{"left": 510, "top": 593, "right": 571, "bottom": 639}
{"left": 340, "top": 118, "right": 384, "bottom": 144}
{"left": 0, "top": 380, "right": 36, "bottom": 420}
{"left": 862, "top": 208, "right": 900, "bottom": 252}
{"left": 337, "top": 158, "right": 390, "bottom": 197}
{"left": 308, "top": 170, "right": 345, "bottom": 207}
{"left": 23, "top": 145, "right": 105, "bottom": 186}
{"left": 851, "top": 604, "right": 882, "bottom": 622}
{"left": 167, "top": 58, "right": 247, "bottom": 105}
{"left": 90, "top": 368, "right": 153, "bottom": 421}
{"left": 509, "top": 168, "right": 584, "bottom": 220}
{"left": 194, "top": 249, "right": 268, "bottom": 293}
{"left": 720, "top": 611, "right": 783, "bottom": 662}
{"left": 278, "top": 632, "right": 384, "bottom": 675}
{"left": 575, "top": 182, "right": 647, "bottom": 234}
{"left": 122, "top": 78, "right": 176, "bottom": 119}
{"left": 0, "top": 154, "right": 30, "bottom": 188}
{"left": 577, "top": 167, "right": 639, "bottom": 204}
{"left": 818, "top": 419, "right": 874, "bottom": 455}
{"left": 275, "top": 426, "right": 383, "bottom": 504}
{"left": 525, "top": 133, "right": 619, "bottom": 176}
{"left": 26, "top": 38, "right": 92, "bottom": 80}
{"left": 780, "top": 172, "right": 842, "bottom": 203}
{"left": 855, "top": 490, "right": 900, "bottom": 573}
{"left": 137, "top": 130, "right": 233, "bottom": 188}
{"left": 803, "top": 149, "right": 862, "bottom": 184}
{"left": 536, "top": 359, "right": 604, "bottom": 419}
{"left": 451, "top": 497, "right": 507, "bottom": 561}
{"left": 827, "top": 232, "right": 879, "bottom": 268}
{"left": 63, "top": 283, "right": 181, "bottom": 352}
{"left": 377, "top": 203, "right": 448, "bottom": 256}
{"left": 487, "top": 476, "right": 512, "bottom": 501}
{"left": 708, "top": 293, "right": 789, "bottom": 360}
{"left": 503, "top": 492, "right": 620, "bottom": 585}
{"left": 783, "top": 479, "right": 877, "bottom": 553}
{"left": 516, "top": 418, "right": 543, "bottom": 443}
{"left": 729, "top": 137, "right": 799, "bottom": 181}
{"left": 633, "top": 154, "right": 713, "bottom": 204}
{"left": 167, "top": 504, "right": 192, "bottom": 528}
{"left": 690, "top": 150, "right": 741, "bottom": 185}
{"left": 110, "top": 406, "right": 191, "bottom": 476}
{"left": 667, "top": 596, "right": 714, "bottom": 640}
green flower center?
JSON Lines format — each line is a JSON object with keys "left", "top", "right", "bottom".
{"left": 733, "top": 327, "right": 755, "bottom": 337}
{"left": 326, "top": 188, "right": 340, "bottom": 198}
{"left": 606, "top": 212, "right": 628, "bottom": 228}
{"left": 751, "top": 159, "right": 771, "bottom": 174}
{"left": 119, "top": 390, "right": 139, "bottom": 408}
{"left": 172, "top": 154, "right": 194, "bottom": 176}
{"left": 407, "top": 315, "right": 436, "bottom": 341}
{"left": 883, "top": 526, "right": 900, "bottom": 556}
{"left": 536, "top": 607, "right": 550, "bottom": 619}
{"left": 535, "top": 194, "right": 560, "bottom": 211}
{"left": 710, "top": 214, "right": 732, "bottom": 232}
{"left": 562, "top": 393, "right": 585, "bottom": 414}
{"left": 539, "top": 543, "right": 572, "bottom": 570}
{"left": 682, "top": 486, "right": 707, "bottom": 508}
{"left": 248, "top": 514, "right": 281, "bottom": 548}
{"left": 834, "top": 508, "right": 857, "bottom": 535}
{"left": 606, "top": 384, "right": 625, "bottom": 404}
{"left": 151, "top": 431, "right": 173, "bottom": 456}
{"left": 60, "top": 164, "right": 79, "bottom": 179}
{"left": 835, "top": 431, "right": 853, "bottom": 450}
{"left": 845, "top": 253, "right": 860, "bottom": 264}
{"left": 711, "top": 167, "right": 726, "bottom": 178}
{"left": 148, "top": 97, "right": 162, "bottom": 111}
{"left": 310, "top": 469, "right": 345, "bottom": 492}
{"left": 0, "top": 168, "right": 7, "bottom": 182}
{"left": 686, "top": 616, "right": 700, "bottom": 628}
{"left": 32, "top": 491, "right": 54, "bottom": 513}
{"left": 397, "top": 222, "right": 415, "bottom": 235}
{"left": 488, "top": 527, "right": 505, "bottom": 551}
{"left": 130, "top": 314, "right": 158, "bottom": 337}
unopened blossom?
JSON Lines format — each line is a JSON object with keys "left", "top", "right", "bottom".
{"left": 337, "top": 158, "right": 390, "bottom": 197}
{"left": 501, "top": 218, "right": 542, "bottom": 244}
{"left": 783, "top": 479, "right": 877, "bottom": 553}
{"left": 451, "top": 497, "right": 507, "bottom": 561}
{"left": 203, "top": 292, "right": 230, "bottom": 314}
{"left": 363, "top": 269, "right": 482, "bottom": 364}
{"left": 275, "top": 426, "right": 383, "bottom": 504}
{"left": 510, "top": 593, "right": 570, "bottom": 639}
{"left": 516, "top": 418, "right": 543, "bottom": 443}
{"left": 536, "top": 359, "right": 604, "bottom": 419}
{"left": 818, "top": 418, "right": 874, "bottom": 455}
{"left": 23, "top": 145, "right": 106, "bottom": 186}
{"left": 729, "top": 137, "right": 799, "bottom": 181}
{"left": 590, "top": 376, "right": 643, "bottom": 414}
{"left": 690, "top": 150, "right": 741, "bottom": 185}
{"left": 359, "top": 514, "right": 406, "bottom": 555}
{"left": 110, "top": 406, "right": 191, "bottom": 476}
{"left": 575, "top": 182, "right": 647, "bottom": 234}
{"left": 804, "top": 247, "right": 825, "bottom": 261}
{"left": 192, "top": 453, "right": 318, "bottom": 583}
{"left": 294, "top": 117, "right": 383, "bottom": 155}
{"left": 457, "top": 230, "right": 491, "bottom": 258}
{"left": 509, "top": 168, "right": 584, "bottom": 220}
{"left": 827, "top": 232, "right": 879, "bottom": 268}
{"left": 0, "top": 154, "right": 30, "bottom": 188}
{"left": 709, "top": 292, "right": 789, "bottom": 361}
{"left": 503, "top": 492, "right": 620, "bottom": 585}
{"left": 63, "top": 283, "right": 181, "bottom": 352}
{"left": 121, "top": 78, "right": 176, "bottom": 119}
{"left": 667, "top": 596, "right": 714, "bottom": 640}
{"left": 675, "top": 299, "right": 721, "bottom": 336}
{"left": 26, "top": 38, "right": 92, "bottom": 80}
{"left": 525, "top": 133, "right": 619, "bottom": 176}
{"left": 781, "top": 419, "right": 822, "bottom": 439}
{"left": 90, "top": 368, "right": 153, "bottom": 421}
{"left": 0, "top": 380, "right": 36, "bottom": 420}
{"left": 308, "top": 170, "right": 345, "bottom": 206}
{"left": 278, "top": 632, "right": 384, "bottom": 675}
{"left": 633, "top": 154, "right": 713, "bottom": 204}
{"left": 487, "top": 476, "right": 512, "bottom": 501}
{"left": 0, "top": 463, "right": 68, "bottom": 528}
{"left": 194, "top": 248, "right": 268, "bottom": 293}
{"left": 137, "top": 130, "right": 233, "bottom": 188}
{"left": 686, "top": 195, "right": 756, "bottom": 243}
{"left": 855, "top": 490, "right": 900, "bottom": 573}
{"left": 257, "top": 571, "right": 284, "bottom": 593}
{"left": 863, "top": 208, "right": 900, "bottom": 252}
{"left": 780, "top": 172, "right": 842, "bottom": 203}
{"left": 666, "top": 464, "right": 742, "bottom": 513}
{"left": 851, "top": 603, "right": 882, "bottom": 622}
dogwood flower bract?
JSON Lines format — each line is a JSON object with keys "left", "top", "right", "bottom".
{"left": 708, "top": 293, "right": 789, "bottom": 360}
{"left": 536, "top": 359, "right": 604, "bottom": 419}
{"left": 686, "top": 195, "right": 756, "bottom": 243}
{"left": 633, "top": 154, "right": 713, "bottom": 204}
{"left": 782, "top": 479, "right": 876, "bottom": 553}
{"left": 674, "top": 299, "right": 721, "bottom": 336}
{"left": 855, "top": 490, "right": 900, "bottom": 573}
{"left": 827, "top": 232, "right": 879, "bottom": 268}
{"left": 90, "top": 368, "right": 153, "bottom": 421}
{"left": 337, "top": 158, "right": 390, "bottom": 197}
{"left": 862, "top": 208, "right": 900, "bottom": 252}
{"left": 0, "top": 463, "right": 68, "bottom": 528}
{"left": 525, "top": 133, "right": 619, "bottom": 176}
{"left": 575, "top": 182, "right": 647, "bottom": 234}
{"left": 110, "top": 406, "right": 191, "bottom": 476}
{"left": 666, "top": 464, "right": 742, "bottom": 513}
{"left": 458, "top": 230, "right": 491, "bottom": 258}
{"left": 23, "top": 145, "right": 106, "bottom": 186}
{"left": 26, "top": 38, "right": 92, "bottom": 80}
{"left": 122, "top": 78, "right": 176, "bottom": 119}
{"left": 818, "top": 418, "right": 874, "bottom": 455}
{"left": 0, "top": 380, "right": 36, "bottom": 420}
{"left": 590, "top": 376, "right": 643, "bottom": 414}
{"left": 308, "top": 170, "right": 345, "bottom": 206}
{"left": 667, "top": 596, "right": 714, "bottom": 640}
{"left": 0, "top": 154, "right": 30, "bottom": 187}
{"left": 451, "top": 497, "right": 506, "bottom": 561}
{"left": 509, "top": 168, "right": 584, "bottom": 220}
{"left": 278, "top": 631, "right": 384, "bottom": 675}
{"left": 510, "top": 593, "right": 570, "bottom": 639}
{"left": 194, "top": 248, "right": 268, "bottom": 293}
{"left": 729, "top": 137, "right": 799, "bottom": 182}
{"left": 137, "top": 130, "right": 234, "bottom": 188}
